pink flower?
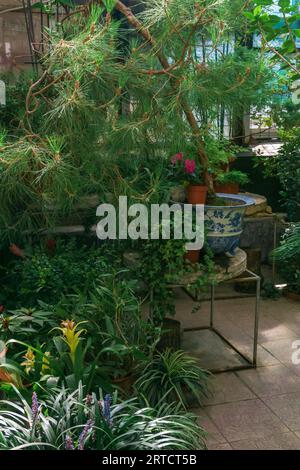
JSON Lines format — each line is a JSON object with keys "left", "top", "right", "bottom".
{"left": 170, "top": 152, "right": 183, "bottom": 165}
{"left": 185, "top": 159, "right": 196, "bottom": 174}
{"left": 9, "top": 244, "right": 26, "bottom": 259}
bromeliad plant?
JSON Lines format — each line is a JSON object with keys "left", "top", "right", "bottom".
{"left": 4, "top": 318, "right": 112, "bottom": 393}
{"left": 53, "top": 319, "right": 87, "bottom": 365}
{"left": 0, "top": 382, "right": 206, "bottom": 450}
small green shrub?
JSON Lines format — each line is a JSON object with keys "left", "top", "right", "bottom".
{"left": 135, "top": 349, "right": 211, "bottom": 409}
{"left": 216, "top": 170, "right": 249, "bottom": 186}
{"left": 2, "top": 239, "right": 119, "bottom": 307}
{"left": 273, "top": 223, "right": 300, "bottom": 294}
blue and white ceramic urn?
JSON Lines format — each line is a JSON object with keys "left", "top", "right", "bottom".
{"left": 205, "top": 193, "right": 254, "bottom": 257}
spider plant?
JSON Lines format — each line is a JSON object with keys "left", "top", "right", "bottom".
{"left": 273, "top": 223, "right": 300, "bottom": 294}
{"left": 135, "top": 349, "right": 211, "bottom": 409}
{"left": 0, "top": 382, "right": 206, "bottom": 450}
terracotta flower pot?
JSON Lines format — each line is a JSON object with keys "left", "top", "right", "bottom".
{"left": 214, "top": 183, "right": 239, "bottom": 194}
{"left": 185, "top": 249, "right": 199, "bottom": 264}
{"left": 187, "top": 185, "right": 208, "bottom": 204}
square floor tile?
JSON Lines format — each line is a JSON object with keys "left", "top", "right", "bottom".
{"left": 261, "top": 338, "right": 298, "bottom": 365}
{"left": 231, "top": 432, "right": 300, "bottom": 450}
{"left": 237, "top": 364, "right": 300, "bottom": 397}
{"left": 204, "top": 372, "right": 255, "bottom": 405}
{"left": 207, "top": 442, "right": 232, "bottom": 450}
{"left": 205, "top": 398, "right": 289, "bottom": 441}
{"left": 182, "top": 329, "right": 248, "bottom": 371}
{"left": 194, "top": 408, "right": 227, "bottom": 446}
{"left": 264, "top": 392, "right": 300, "bottom": 431}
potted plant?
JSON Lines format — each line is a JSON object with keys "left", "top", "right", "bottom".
{"left": 168, "top": 153, "right": 207, "bottom": 204}
{"left": 214, "top": 170, "right": 250, "bottom": 194}
{"left": 184, "top": 159, "right": 207, "bottom": 204}
{"left": 134, "top": 349, "right": 211, "bottom": 409}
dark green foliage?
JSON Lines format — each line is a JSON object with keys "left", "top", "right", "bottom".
{"left": 0, "top": 72, "right": 42, "bottom": 133}
{"left": 257, "top": 128, "right": 300, "bottom": 221}
{"left": 261, "top": 280, "right": 282, "bottom": 300}
{"left": 138, "top": 238, "right": 214, "bottom": 323}
{"left": 1, "top": 239, "right": 120, "bottom": 307}
{"left": 277, "top": 130, "right": 300, "bottom": 221}
{"left": 246, "top": 0, "right": 300, "bottom": 79}
{"left": 273, "top": 223, "right": 300, "bottom": 294}
{"left": 216, "top": 170, "right": 250, "bottom": 185}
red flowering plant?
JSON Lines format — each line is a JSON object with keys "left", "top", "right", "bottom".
{"left": 168, "top": 152, "right": 204, "bottom": 186}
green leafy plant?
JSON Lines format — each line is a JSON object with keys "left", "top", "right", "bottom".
{"left": 273, "top": 223, "right": 300, "bottom": 294}
{"left": 60, "top": 270, "right": 161, "bottom": 380}
{"left": 275, "top": 129, "right": 300, "bottom": 221}
{"left": 4, "top": 318, "right": 112, "bottom": 393}
{"left": 2, "top": 239, "right": 118, "bottom": 307}
{"left": 257, "top": 128, "right": 300, "bottom": 221}
{"left": 0, "top": 305, "right": 56, "bottom": 343}
{"left": 135, "top": 349, "right": 211, "bottom": 409}
{"left": 245, "top": 0, "right": 300, "bottom": 80}
{"left": 261, "top": 280, "right": 282, "bottom": 300}
{"left": 0, "top": 71, "right": 41, "bottom": 133}
{"left": 0, "top": 383, "right": 206, "bottom": 450}
{"left": 1, "top": 268, "right": 160, "bottom": 391}
{"left": 216, "top": 170, "right": 250, "bottom": 186}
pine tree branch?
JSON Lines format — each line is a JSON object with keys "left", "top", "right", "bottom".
{"left": 114, "top": 0, "right": 214, "bottom": 191}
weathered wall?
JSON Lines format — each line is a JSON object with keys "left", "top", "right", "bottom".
{"left": 0, "top": 1, "right": 42, "bottom": 72}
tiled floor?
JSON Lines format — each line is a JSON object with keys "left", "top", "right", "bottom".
{"left": 175, "top": 288, "right": 300, "bottom": 450}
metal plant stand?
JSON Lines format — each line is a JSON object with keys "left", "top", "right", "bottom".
{"left": 183, "top": 269, "right": 261, "bottom": 373}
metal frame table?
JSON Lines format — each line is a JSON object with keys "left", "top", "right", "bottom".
{"left": 183, "top": 269, "right": 261, "bottom": 373}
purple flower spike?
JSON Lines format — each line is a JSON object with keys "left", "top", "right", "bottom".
{"left": 78, "top": 418, "right": 94, "bottom": 450}
{"left": 65, "top": 435, "right": 74, "bottom": 450}
{"left": 104, "top": 394, "right": 112, "bottom": 427}
{"left": 31, "top": 391, "right": 39, "bottom": 426}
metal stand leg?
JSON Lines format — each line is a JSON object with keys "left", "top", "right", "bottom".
{"left": 253, "top": 276, "right": 261, "bottom": 367}
{"left": 183, "top": 269, "right": 261, "bottom": 373}
{"left": 210, "top": 283, "right": 215, "bottom": 328}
